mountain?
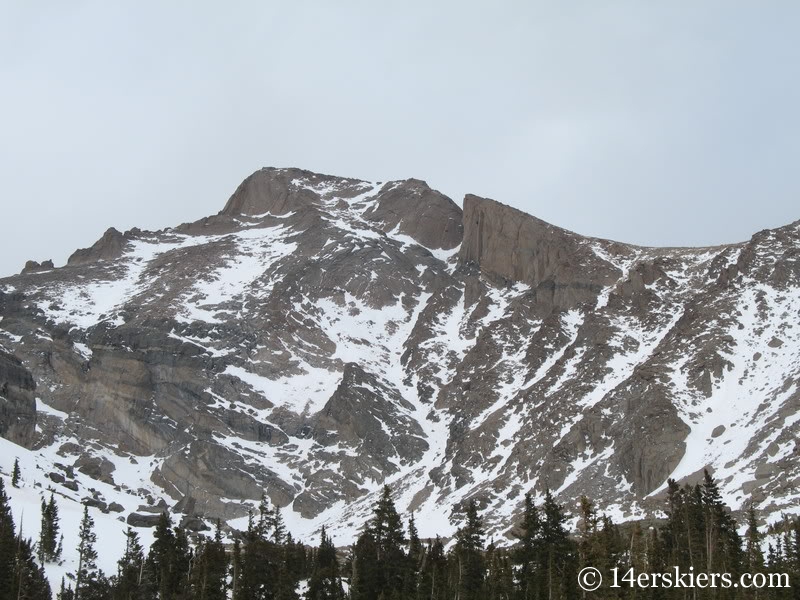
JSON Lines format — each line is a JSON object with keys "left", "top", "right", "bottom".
{"left": 1, "top": 167, "right": 798, "bottom": 545}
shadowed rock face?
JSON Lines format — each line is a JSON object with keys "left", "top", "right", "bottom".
{"left": 1, "top": 167, "right": 798, "bottom": 543}
{"left": 0, "top": 349, "right": 36, "bottom": 446}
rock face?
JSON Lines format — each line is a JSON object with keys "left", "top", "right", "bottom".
{"left": 67, "top": 227, "right": 127, "bottom": 265}
{"left": 0, "top": 166, "right": 798, "bottom": 543}
{"left": 0, "top": 350, "right": 36, "bottom": 446}
{"left": 459, "top": 195, "right": 621, "bottom": 313}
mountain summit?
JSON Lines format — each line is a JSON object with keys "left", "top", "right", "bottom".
{"left": 1, "top": 167, "right": 798, "bottom": 541}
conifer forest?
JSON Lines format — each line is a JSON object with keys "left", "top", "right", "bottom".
{"left": 0, "top": 471, "right": 797, "bottom": 600}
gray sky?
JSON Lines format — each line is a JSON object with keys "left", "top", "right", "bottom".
{"left": 2, "top": 1, "right": 799, "bottom": 277}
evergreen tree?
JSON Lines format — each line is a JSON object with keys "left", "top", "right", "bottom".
{"left": 12, "top": 536, "right": 52, "bottom": 600}
{"left": 11, "top": 461, "right": 20, "bottom": 489}
{"left": 0, "top": 478, "right": 18, "bottom": 600}
{"left": 402, "top": 513, "right": 422, "bottom": 599}
{"left": 350, "top": 532, "right": 380, "bottom": 600}
{"left": 38, "top": 494, "right": 61, "bottom": 564}
{"left": 514, "top": 492, "right": 542, "bottom": 600}
{"left": 306, "top": 527, "right": 343, "bottom": 600}
{"left": 58, "top": 577, "right": 74, "bottom": 600}
{"left": 146, "top": 512, "right": 174, "bottom": 599}
{"left": 74, "top": 505, "right": 108, "bottom": 600}
{"left": 191, "top": 524, "right": 228, "bottom": 600}
{"left": 453, "top": 499, "right": 485, "bottom": 600}
{"left": 417, "top": 537, "right": 447, "bottom": 600}
{"left": 113, "top": 528, "right": 145, "bottom": 600}
{"left": 272, "top": 507, "right": 286, "bottom": 546}
{"left": 744, "top": 505, "right": 764, "bottom": 573}
{"left": 484, "top": 541, "right": 513, "bottom": 600}
{"left": 145, "top": 513, "right": 191, "bottom": 600}
{"left": 350, "top": 485, "right": 407, "bottom": 599}
{"left": 540, "top": 490, "right": 576, "bottom": 600}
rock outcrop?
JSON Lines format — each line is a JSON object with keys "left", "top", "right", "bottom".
{"left": 67, "top": 227, "right": 128, "bottom": 265}
{"left": 1, "top": 167, "right": 798, "bottom": 542}
{"left": 0, "top": 350, "right": 36, "bottom": 446}
{"left": 459, "top": 195, "right": 621, "bottom": 313}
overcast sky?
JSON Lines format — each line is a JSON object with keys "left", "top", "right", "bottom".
{"left": 2, "top": 1, "right": 799, "bottom": 277}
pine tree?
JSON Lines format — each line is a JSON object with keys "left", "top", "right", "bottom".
{"left": 514, "top": 492, "right": 541, "bottom": 600}
{"left": 11, "top": 460, "right": 20, "bottom": 489}
{"left": 540, "top": 490, "right": 576, "bottom": 600}
{"left": 744, "top": 505, "right": 764, "bottom": 573}
{"left": 12, "top": 536, "right": 52, "bottom": 600}
{"left": 454, "top": 499, "right": 485, "bottom": 600}
{"left": 360, "top": 485, "right": 406, "bottom": 598}
{"left": 306, "top": 526, "right": 343, "bottom": 600}
{"left": 350, "top": 531, "right": 380, "bottom": 600}
{"left": 114, "top": 528, "right": 145, "bottom": 600}
{"left": 257, "top": 494, "right": 276, "bottom": 542}
{"left": 402, "top": 513, "right": 422, "bottom": 598}
{"left": 417, "top": 537, "right": 447, "bottom": 600}
{"left": 273, "top": 507, "right": 286, "bottom": 546}
{"left": 38, "top": 494, "right": 61, "bottom": 564}
{"left": 0, "top": 478, "right": 17, "bottom": 600}
{"left": 191, "top": 523, "right": 228, "bottom": 600}
{"left": 74, "top": 505, "right": 108, "bottom": 600}
{"left": 145, "top": 512, "right": 192, "bottom": 600}
{"left": 146, "top": 512, "right": 174, "bottom": 599}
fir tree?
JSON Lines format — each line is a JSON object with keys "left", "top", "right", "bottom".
{"left": 0, "top": 478, "right": 17, "bottom": 600}
{"left": 417, "top": 537, "right": 447, "bottom": 600}
{"left": 74, "top": 505, "right": 108, "bottom": 600}
{"left": 11, "top": 460, "right": 20, "bottom": 489}
{"left": 191, "top": 524, "right": 228, "bottom": 600}
{"left": 540, "top": 490, "right": 576, "bottom": 600}
{"left": 12, "top": 536, "right": 52, "bottom": 600}
{"left": 350, "top": 532, "right": 380, "bottom": 600}
{"left": 306, "top": 526, "right": 343, "bottom": 600}
{"left": 360, "top": 485, "right": 406, "bottom": 598}
{"left": 454, "top": 499, "right": 485, "bottom": 600}
{"left": 744, "top": 505, "right": 764, "bottom": 573}
{"left": 113, "top": 528, "right": 145, "bottom": 600}
{"left": 38, "top": 494, "right": 61, "bottom": 564}
{"left": 514, "top": 492, "right": 541, "bottom": 600}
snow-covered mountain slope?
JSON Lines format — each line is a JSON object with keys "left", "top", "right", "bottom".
{"left": 1, "top": 435, "right": 157, "bottom": 591}
{"left": 1, "top": 167, "right": 799, "bottom": 545}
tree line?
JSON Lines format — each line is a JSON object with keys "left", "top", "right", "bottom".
{"left": 0, "top": 470, "right": 798, "bottom": 600}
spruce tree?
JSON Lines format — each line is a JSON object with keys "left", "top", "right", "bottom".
{"left": 744, "top": 505, "right": 764, "bottom": 573}
{"left": 74, "top": 505, "right": 108, "bottom": 600}
{"left": 514, "top": 492, "right": 542, "bottom": 600}
{"left": 361, "top": 485, "right": 406, "bottom": 598}
{"left": 38, "top": 494, "right": 61, "bottom": 564}
{"left": 540, "top": 490, "right": 576, "bottom": 600}
{"left": 191, "top": 524, "right": 228, "bottom": 600}
{"left": 306, "top": 526, "right": 343, "bottom": 600}
{"left": 350, "top": 532, "right": 380, "bottom": 600}
{"left": 114, "top": 528, "right": 145, "bottom": 600}
{"left": 454, "top": 499, "right": 485, "bottom": 600}
{"left": 0, "top": 478, "right": 17, "bottom": 600}
{"left": 12, "top": 536, "right": 52, "bottom": 600}
{"left": 417, "top": 537, "right": 447, "bottom": 600}
{"left": 11, "top": 460, "right": 20, "bottom": 489}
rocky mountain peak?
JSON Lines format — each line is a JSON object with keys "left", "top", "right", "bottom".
{"left": 67, "top": 227, "right": 127, "bottom": 266}
{"left": 220, "top": 167, "right": 352, "bottom": 217}
{"left": 0, "top": 167, "right": 798, "bottom": 548}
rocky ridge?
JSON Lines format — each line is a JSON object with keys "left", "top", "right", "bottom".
{"left": 0, "top": 166, "right": 798, "bottom": 543}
